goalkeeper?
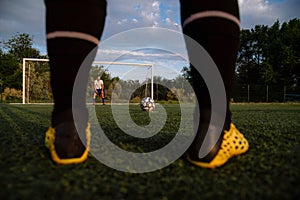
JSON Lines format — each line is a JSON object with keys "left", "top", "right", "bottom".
{"left": 44, "top": 0, "right": 249, "bottom": 168}
{"left": 93, "top": 75, "right": 105, "bottom": 105}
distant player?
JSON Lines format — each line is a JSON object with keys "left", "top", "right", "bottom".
{"left": 93, "top": 75, "right": 105, "bottom": 105}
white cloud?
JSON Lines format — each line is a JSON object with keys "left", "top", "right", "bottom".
{"left": 165, "top": 17, "right": 171, "bottom": 24}
{"left": 94, "top": 48, "right": 188, "bottom": 80}
{"left": 132, "top": 18, "right": 138, "bottom": 24}
{"left": 97, "top": 49, "right": 184, "bottom": 60}
{"left": 238, "top": 0, "right": 300, "bottom": 29}
{"left": 103, "top": 0, "right": 181, "bottom": 39}
{"left": 239, "top": 0, "right": 271, "bottom": 14}
{"left": 152, "top": 1, "right": 160, "bottom": 11}
{"left": 1, "top": 0, "right": 300, "bottom": 55}
{"left": 0, "top": 0, "right": 46, "bottom": 53}
{"left": 238, "top": 0, "right": 278, "bottom": 28}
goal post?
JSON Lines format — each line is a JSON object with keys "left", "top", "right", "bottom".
{"left": 22, "top": 58, "right": 154, "bottom": 104}
{"left": 22, "top": 58, "right": 50, "bottom": 104}
{"left": 92, "top": 61, "right": 154, "bottom": 100}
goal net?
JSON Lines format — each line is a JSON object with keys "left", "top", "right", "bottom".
{"left": 22, "top": 58, "right": 52, "bottom": 104}
{"left": 87, "top": 62, "right": 154, "bottom": 104}
{"left": 22, "top": 58, "right": 154, "bottom": 104}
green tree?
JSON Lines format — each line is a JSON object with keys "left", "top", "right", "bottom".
{"left": 0, "top": 33, "right": 45, "bottom": 96}
{"left": 0, "top": 53, "right": 21, "bottom": 90}
{"left": 280, "top": 19, "right": 300, "bottom": 87}
{"left": 237, "top": 29, "right": 258, "bottom": 84}
{"left": 237, "top": 19, "right": 300, "bottom": 89}
{"left": 181, "top": 66, "right": 192, "bottom": 85}
{"left": 3, "top": 33, "right": 41, "bottom": 62}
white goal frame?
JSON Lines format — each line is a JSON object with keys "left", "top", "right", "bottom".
{"left": 93, "top": 61, "right": 154, "bottom": 100}
{"left": 22, "top": 58, "right": 49, "bottom": 104}
{"left": 22, "top": 58, "right": 154, "bottom": 104}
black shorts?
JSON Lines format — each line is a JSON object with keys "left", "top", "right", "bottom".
{"left": 95, "top": 89, "right": 102, "bottom": 95}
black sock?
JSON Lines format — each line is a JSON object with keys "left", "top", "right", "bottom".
{"left": 45, "top": 0, "right": 107, "bottom": 127}
{"left": 180, "top": 0, "right": 240, "bottom": 161}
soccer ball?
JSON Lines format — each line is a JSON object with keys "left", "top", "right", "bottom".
{"left": 140, "top": 97, "right": 155, "bottom": 112}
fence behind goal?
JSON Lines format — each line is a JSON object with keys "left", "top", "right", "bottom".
{"left": 233, "top": 84, "right": 300, "bottom": 102}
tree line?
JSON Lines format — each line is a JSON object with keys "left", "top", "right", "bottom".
{"left": 236, "top": 18, "right": 300, "bottom": 89}
{"left": 0, "top": 18, "right": 299, "bottom": 102}
{"left": 0, "top": 33, "right": 192, "bottom": 102}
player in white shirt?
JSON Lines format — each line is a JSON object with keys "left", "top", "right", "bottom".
{"left": 93, "top": 76, "right": 105, "bottom": 105}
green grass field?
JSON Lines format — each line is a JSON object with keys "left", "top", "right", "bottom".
{"left": 0, "top": 103, "right": 299, "bottom": 200}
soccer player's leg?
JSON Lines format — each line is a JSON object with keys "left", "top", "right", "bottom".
{"left": 44, "top": 0, "right": 107, "bottom": 164}
{"left": 180, "top": 0, "right": 249, "bottom": 168}
{"left": 93, "top": 90, "right": 97, "bottom": 105}
{"left": 101, "top": 89, "right": 105, "bottom": 105}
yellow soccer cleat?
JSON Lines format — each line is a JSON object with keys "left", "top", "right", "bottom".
{"left": 45, "top": 122, "right": 91, "bottom": 165}
{"left": 187, "top": 123, "right": 249, "bottom": 169}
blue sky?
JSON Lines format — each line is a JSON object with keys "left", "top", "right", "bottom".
{"left": 0, "top": 0, "right": 299, "bottom": 79}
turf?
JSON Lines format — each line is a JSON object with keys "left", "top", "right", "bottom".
{"left": 0, "top": 103, "right": 299, "bottom": 200}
